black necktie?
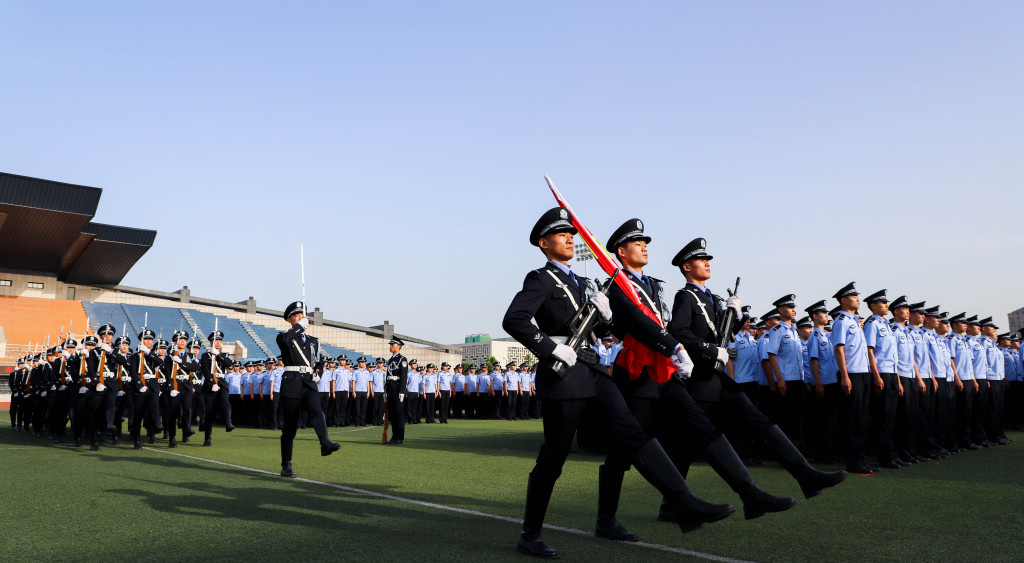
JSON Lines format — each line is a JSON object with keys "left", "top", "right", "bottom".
{"left": 639, "top": 274, "right": 653, "bottom": 296}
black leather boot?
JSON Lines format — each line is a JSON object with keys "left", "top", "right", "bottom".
{"left": 634, "top": 439, "right": 735, "bottom": 533}
{"left": 517, "top": 472, "right": 558, "bottom": 558}
{"left": 281, "top": 462, "right": 297, "bottom": 478}
{"left": 595, "top": 464, "right": 639, "bottom": 542}
{"left": 764, "top": 425, "right": 847, "bottom": 498}
{"left": 704, "top": 435, "right": 797, "bottom": 520}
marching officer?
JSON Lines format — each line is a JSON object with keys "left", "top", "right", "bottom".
{"left": 277, "top": 301, "right": 340, "bottom": 477}
{"left": 201, "top": 330, "right": 235, "bottom": 446}
{"left": 127, "top": 329, "right": 162, "bottom": 449}
{"left": 502, "top": 209, "right": 735, "bottom": 558}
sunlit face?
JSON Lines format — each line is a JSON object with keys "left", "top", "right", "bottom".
{"left": 618, "top": 240, "right": 648, "bottom": 269}
{"left": 539, "top": 231, "right": 575, "bottom": 262}
{"left": 779, "top": 306, "right": 796, "bottom": 322}
{"left": 389, "top": 343, "right": 401, "bottom": 354}
{"left": 176, "top": 337, "right": 187, "bottom": 351}
{"left": 841, "top": 295, "right": 860, "bottom": 312}
{"left": 967, "top": 324, "right": 981, "bottom": 336}
{"left": 798, "top": 326, "right": 813, "bottom": 340}
{"left": 869, "top": 301, "right": 889, "bottom": 316}
{"left": 812, "top": 311, "right": 829, "bottom": 326}
{"left": 683, "top": 258, "right": 711, "bottom": 282}
{"left": 892, "top": 307, "right": 910, "bottom": 323}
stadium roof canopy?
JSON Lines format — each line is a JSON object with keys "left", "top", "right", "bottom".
{"left": 0, "top": 171, "right": 155, "bottom": 285}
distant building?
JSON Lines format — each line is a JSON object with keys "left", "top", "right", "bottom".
{"left": 457, "top": 334, "right": 532, "bottom": 367}
{"left": 1008, "top": 306, "right": 1024, "bottom": 334}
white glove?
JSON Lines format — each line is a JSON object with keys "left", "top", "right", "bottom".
{"left": 399, "top": 393, "right": 405, "bottom": 403}
{"left": 41, "top": 391, "right": 47, "bottom": 397}
{"left": 672, "top": 346, "right": 694, "bottom": 376}
{"left": 63, "top": 350, "right": 72, "bottom": 359}
{"left": 172, "top": 355, "right": 182, "bottom": 363}
{"left": 79, "top": 387, "right": 88, "bottom": 394}
{"left": 590, "top": 293, "right": 612, "bottom": 321}
{"left": 212, "top": 384, "right": 220, "bottom": 392}
{"left": 12, "top": 393, "right": 17, "bottom": 398}
{"left": 210, "top": 348, "right": 219, "bottom": 356}
{"left": 138, "top": 344, "right": 150, "bottom": 354}
{"left": 552, "top": 343, "right": 578, "bottom": 367}
{"left": 139, "top": 386, "right": 148, "bottom": 393}
{"left": 170, "top": 390, "right": 179, "bottom": 397}
{"left": 726, "top": 295, "right": 742, "bottom": 319}
{"left": 117, "top": 390, "right": 125, "bottom": 397}
{"left": 298, "top": 317, "right": 309, "bottom": 329}
{"left": 313, "top": 375, "right": 321, "bottom": 383}
{"left": 100, "top": 343, "right": 112, "bottom": 353}
{"left": 59, "top": 385, "right": 67, "bottom": 391}
{"left": 716, "top": 347, "right": 730, "bottom": 365}
{"left": 51, "top": 385, "right": 57, "bottom": 391}
{"left": 96, "top": 384, "right": 106, "bottom": 392}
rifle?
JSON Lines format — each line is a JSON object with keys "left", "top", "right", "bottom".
{"left": 714, "top": 277, "right": 741, "bottom": 374}
{"left": 549, "top": 269, "right": 619, "bottom": 378}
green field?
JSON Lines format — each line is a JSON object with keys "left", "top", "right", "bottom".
{"left": 1, "top": 416, "right": 1021, "bottom": 562}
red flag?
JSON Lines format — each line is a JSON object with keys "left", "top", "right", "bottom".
{"left": 545, "top": 176, "right": 676, "bottom": 383}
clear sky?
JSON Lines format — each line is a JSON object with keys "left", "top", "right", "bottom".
{"left": 3, "top": 2, "right": 1022, "bottom": 344}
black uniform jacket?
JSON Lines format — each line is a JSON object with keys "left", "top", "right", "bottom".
{"left": 276, "top": 324, "right": 324, "bottom": 399}
{"left": 667, "top": 283, "right": 741, "bottom": 402}
{"left": 385, "top": 353, "right": 408, "bottom": 396}
{"left": 200, "top": 352, "right": 235, "bottom": 393}
{"left": 609, "top": 270, "right": 680, "bottom": 400}
{"left": 502, "top": 262, "right": 610, "bottom": 400}
{"left": 165, "top": 350, "right": 200, "bottom": 392}
{"left": 129, "top": 351, "right": 163, "bottom": 393}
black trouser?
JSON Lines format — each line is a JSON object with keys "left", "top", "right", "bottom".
{"left": 114, "top": 391, "right": 132, "bottom": 437}
{"left": 438, "top": 390, "right": 451, "bottom": 422}
{"left": 272, "top": 393, "right": 282, "bottom": 429}
{"left": 423, "top": 392, "right": 436, "bottom": 423}
{"left": 49, "top": 388, "right": 73, "bottom": 439}
{"left": 524, "top": 370, "right": 677, "bottom": 536}
{"left": 178, "top": 389, "right": 195, "bottom": 436}
{"left": 804, "top": 382, "right": 841, "bottom": 461}
{"left": 506, "top": 391, "right": 518, "bottom": 420}
{"left": 334, "top": 391, "right": 349, "bottom": 426}
{"left": 972, "top": 380, "right": 990, "bottom": 443}
{"left": 73, "top": 391, "right": 100, "bottom": 443}
{"left": 956, "top": 380, "right": 975, "bottom": 445}
{"left": 987, "top": 379, "right": 1006, "bottom": 440}
{"left": 229, "top": 395, "right": 242, "bottom": 425}
{"left": 204, "top": 387, "right": 232, "bottom": 440}
{"left": 896, "top": 377, "right": 919, "bottom": 457}
{"left": 383, "top": 386, "right": 404, "bottom": 441}
{"left": 354, "top": 392, "right": 368, "bottom": 426}
{"left": 1008, "top": 381, "right": 1022, "bottom": 428}
{"left": 493, "top": 392, "right": 504, "bottom": 419}
{"left": 165, "top": 391, "right": 182, "bottom": 440}
{"left": 870, "top": 373, "right": 899, "bottom": 462}
{"left": 934, "top": 379, "right": 953, "bottom": 449}
{"left": 373, "top": 393, "right": 385, "bottom": 425}
{"left": 774, "top": 380, "right": 803, "bottom": 446}
{"left": 9, "top": 395, "right": 19, "bottom": 428}
{"left": 406, "top": 392, "right": 420, "bottom": 423}
{"left": 451, "top": 390, "right": 462, "bottom": 418}
{"left": 280, "top": 388, "right": 330, "bottom": 463}
{"left": 33, "top": 391, "right": 50, "bottom": 434}
{"left": 130, "top": 390, "right": 159, "bottom": 441}
{"left": 319, "top": 392, "right": 331, "bottom": 426}
{"left": 839, "top": 372, "right": 870, "bottom": 467}
{"left": 917, "top": 378, "right": 937, "bottom": 454}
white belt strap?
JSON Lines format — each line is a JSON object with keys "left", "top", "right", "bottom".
{"left": 285, "top": 366, "right": 312, "bottom": 373}
{"left": 545, "top": 270, "right": 580, "bottom": 311}
{"left": 686, "top": 289, "right": 718, "bottom": 338}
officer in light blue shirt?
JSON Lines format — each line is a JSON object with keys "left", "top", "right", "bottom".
{"left": 935, "top": 313, "right": 964, "bottom": 454}
{"left": 490, "top": 366, "right": 505, "bottom": 420}
{"left": 352, "top": 357, "right": 372, "bottom": 426}
{"left": 259, "top": 359, "right": 274, "bottom": 429}
{"left": 980, "top": 318, "right": 1009, "bottom": 444}
{"left": 765, "top": 294, "right": 805, "bottom": 443}
{"left": 862, "top": 290, "right": 901, "bottom": 468}
{"left": 405, "top": 361, "right": 422, "bottom": 424}
{"left": 758, "top": 311, "right": 781, "bottom": 391}
{"left": 505, "top": 362, "right": 522, "bottom": 421}
{"left": 421, "top": 364, "right": 439, "bottom": 423}
{"left": 828, "top": 282, "right": 871, "bottom": 473}
{"left": 797, "top": 317, "right": 814, "bottom": 386}
{"left": 333, "top": 359, "right": 353, "bottom": 427}
{"left": 226, "top": 362, "right": 243, "bottom": 427}
{"left": 804, "top": 300, "right": 839, "bottom": 462}
{"left": 466, "top": 365, "right": 480, "bottom": 419}
{"left": 890, "top": 297, "right": 925, "bottom": 460}
{"left": 947, "top": 313, "right": 977, "bottom": 448}
{"left": 593, "top": 337, "right": 621, "bottom": 374}
{"left": 452, "top": 365, "right": 466, "bottom": 419}
{"left": 963, "top": 316, "right": 994, "bottom": 445}
{"left": 270, "top": 359, "right": 283, "bottom": 429}
{"left": 368, "top": 358, "right": 385, "bottom": 426}
{"left": 437, "top": 362, "right": 453, "bottom": 423}
{"left": 729, "top": 318, "right": 761, "bottom": 386}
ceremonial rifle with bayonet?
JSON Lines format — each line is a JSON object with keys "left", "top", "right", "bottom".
{"left": 714, "top": 277, "right": 742, "bottom": 377}
{"left": 549, "top": 269, "right": 619, "bottom": 377}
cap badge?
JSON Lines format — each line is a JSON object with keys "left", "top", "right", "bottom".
{"left": 559, "top": 209, "right": 567, "bottom": 219}
{"left": 636, "top": 220, "right": 643, "bottom": 229}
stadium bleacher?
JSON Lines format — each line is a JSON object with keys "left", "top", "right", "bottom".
{"left": 79, "top": 301, "right": 368, "bottom": 362}
{"left": 1, "top": 296, "right": 89, "bottom": 358}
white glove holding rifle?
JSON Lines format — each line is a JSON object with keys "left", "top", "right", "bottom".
{"left": 551, "top": 344, "right": 577, "bottom": 367}
{"left": 672, "top": 345, "right": 694, "bottom": 376}
{"left": 590, "top": 293, "right": 612, "bottom": 322}
{"left": 726, "top": 295, "right": 742, "bottom": 320}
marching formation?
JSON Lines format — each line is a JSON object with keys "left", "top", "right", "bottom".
{"left": 500, "top": 181, "right": 1020, "bottom": 559}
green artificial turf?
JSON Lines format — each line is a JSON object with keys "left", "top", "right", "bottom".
{"left": 1, "top": 417, "right": 1021, "bottom": 562}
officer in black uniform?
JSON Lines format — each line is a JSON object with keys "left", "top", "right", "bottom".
{"left": 9, "top": 357, "right": 25, "bottom": 431}
{"left": 126, "top": 329, "right": 163, "bottom": 449}
{"left": 661, "top": 237, "right": 846, "bottom": 519}
{"left": 70, "top": 336, "right": 99, "bottom": 449}
{"left": 597, "top": 221, "right": 797, "bottom": 541}
{"left": 502, "top": 208, "right": 736, "bottom": 559}
{"left": 201, "top": 330, "right": 235, "bottom": 446}
{"left": 384, "top": 337, "right": 409, "bottom": 445}
{"left": 277, "top": 301, "right": 340, "bottom": 478}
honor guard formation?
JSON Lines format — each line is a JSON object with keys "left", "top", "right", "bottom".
{"left": 501, "top": 204, "right": 1021, "bottom": 559}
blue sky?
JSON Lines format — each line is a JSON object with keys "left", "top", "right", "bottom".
{"left": 2, "top": 1, "right": 1022, "bottom": 343}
